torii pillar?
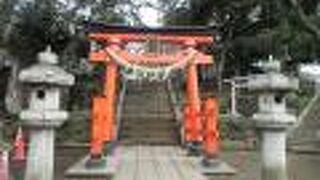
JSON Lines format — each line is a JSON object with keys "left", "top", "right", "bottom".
{"left": 184, "top": 40, "right": 203, "bottom": 155}
{"left": 90, "top": 39, "right": 120, "bottom": 160}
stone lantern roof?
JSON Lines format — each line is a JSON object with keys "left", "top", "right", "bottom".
{"left": 247, "top": 73, "right": 299, "bottom": 93}
{"left": 19, "top": 46, "right": 75, "bottom": 86}
{"left": 247, "top": 55, "right": 298, "bottom": 93}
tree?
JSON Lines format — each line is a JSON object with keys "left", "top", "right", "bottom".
{"left": 161, "top": 0, "right": 274, "bottom": 88}
{"left": 0, "top": 0, "right": 126, "bottom": 113}
{"left": 0, "top": 0, "right": 23, "bottom": 114}
{"left": 289, "top": 0, "right": 320, "bottom": 40}
{"left": 161, "top": 0, "right": 320, "bottom": 90}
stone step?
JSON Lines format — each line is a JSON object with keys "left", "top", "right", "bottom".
{"left": 122, "top": 105, "right": 171, "bottom": 112}
{"left": 120, "top": 134, "right": 177, "bottom": 141}
{"left": 125, "top": 91, "right": 170, "bottom": 96}
{"left": 120, "top": 130, "right": 177, "bottom": 136}
{"left": 121, "top": 113, "right": 173, "bottom": 120}
{"left": 121, "top": 124, "right": 177, "bottom": 131}
{"left": 123, "top": 97, "right": 169, "bottom": 108}
{"left": 125, "top": 90, "right": 169, "bottom": 95}
{"left": 120, "top": 138, "right": 178, "bottom": 145}
{"left": 121, "top": 120, "right": 176, "bottom": 128}
{"left": 125, "top": 94, "right": 168, "bottom": 99}
{"left": 125, "top": 91, "right": 168, "bottom": 95}
{"left": 120, "top": 125, "right": 176, "bottom": 133}
{"left": 120, "top": 129, "right": 177, "bottom": 137}
{"left": 122, "top": 107, "right": 172, "bottom": 114}
{"left": 127, "top": 82, "right": 165, "bottom": 90}
{"left": 123, "top": 103, "right": 170, "bottom": 109}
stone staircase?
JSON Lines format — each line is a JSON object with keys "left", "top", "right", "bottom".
{"left": 118, "top": 81, "right": 179, "bottom": 145}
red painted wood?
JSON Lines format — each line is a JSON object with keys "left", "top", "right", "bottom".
{"left": 89, "top": 50, "right": 213, "bottom": 64}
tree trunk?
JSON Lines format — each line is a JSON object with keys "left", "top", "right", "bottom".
{"left": 0, "top": 67, "right": 10, "bottom": 112}
{"left": 5, "top": 59, "right": 22, "bottom": 114}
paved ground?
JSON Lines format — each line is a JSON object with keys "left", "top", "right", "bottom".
{"left": 113, "top": 146, "right": 206, "bottom": 180}
{"left": 10, "top": 144, "right": 320, "bottom": 180}
{"left": 210, "top": 149, "right": 320, "bottom": 180}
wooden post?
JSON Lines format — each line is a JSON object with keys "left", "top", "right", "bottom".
{"left": 230, "top": 80, "right": 237, "bottom": 116}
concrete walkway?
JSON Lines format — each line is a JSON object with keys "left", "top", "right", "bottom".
{"left": 113, "top": 145, "right": 207, "bottom": 180}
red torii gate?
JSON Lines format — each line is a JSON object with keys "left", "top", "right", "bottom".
{"left": 86, "top": 23, "right": 217, "bottom": 159}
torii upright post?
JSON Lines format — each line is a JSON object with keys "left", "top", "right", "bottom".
{"left": 185, "top": 40, "right": 202, "bottom": 155}
{"left": 89, "top": 40, "right": 119, "bottom": 161}
{"left": 102, "top": 41, "right": 119, "bottom": 152}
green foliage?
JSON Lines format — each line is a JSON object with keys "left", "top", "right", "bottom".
{"left": 1, "top": 0, "right": 126, "bottom": 63}
{"left": 8, "top": 2, "right": 67, "bottom": 62}
{"left": 0, "top": 0, "right": 128, "bottom": 110}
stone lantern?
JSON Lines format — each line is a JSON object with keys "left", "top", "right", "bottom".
{"left": 19, "top": 46, "right": 75, "bottom": 180}
{"left": 247, "top": 56, "right": 298, "bottom": 180}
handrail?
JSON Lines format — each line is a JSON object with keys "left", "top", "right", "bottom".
{"left": 115, "top": 78, "right": 127, "bottom": 141}
{"left": 166, "top": 79, "right": 184, "bottom": 144}
{"left": 167, "top": 79, "right": 183, "bottom": 122}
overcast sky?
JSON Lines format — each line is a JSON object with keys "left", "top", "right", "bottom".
{"left": 56, "top": 0, "right": 162, "bottom": 26}
{"left": 131, "top": 0, "right": 162, "bottom": 27}
{"left": 139, "top": 5, "right": 162, "bottom": 26}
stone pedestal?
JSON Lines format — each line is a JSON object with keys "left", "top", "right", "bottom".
{"left": 26, "top": 129, "right": 54, "bottom": 179}
{"left": 261, "top": 130, "right": 286, "bottom": 180}
{"left": 20, "top": 113, "right": 67, "bottom": 180}
{"left": 0, "top": 150, "right": 9, "bottom": 180}
{"left": 19, "top": 47, "right": 74, "bottom": 180}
